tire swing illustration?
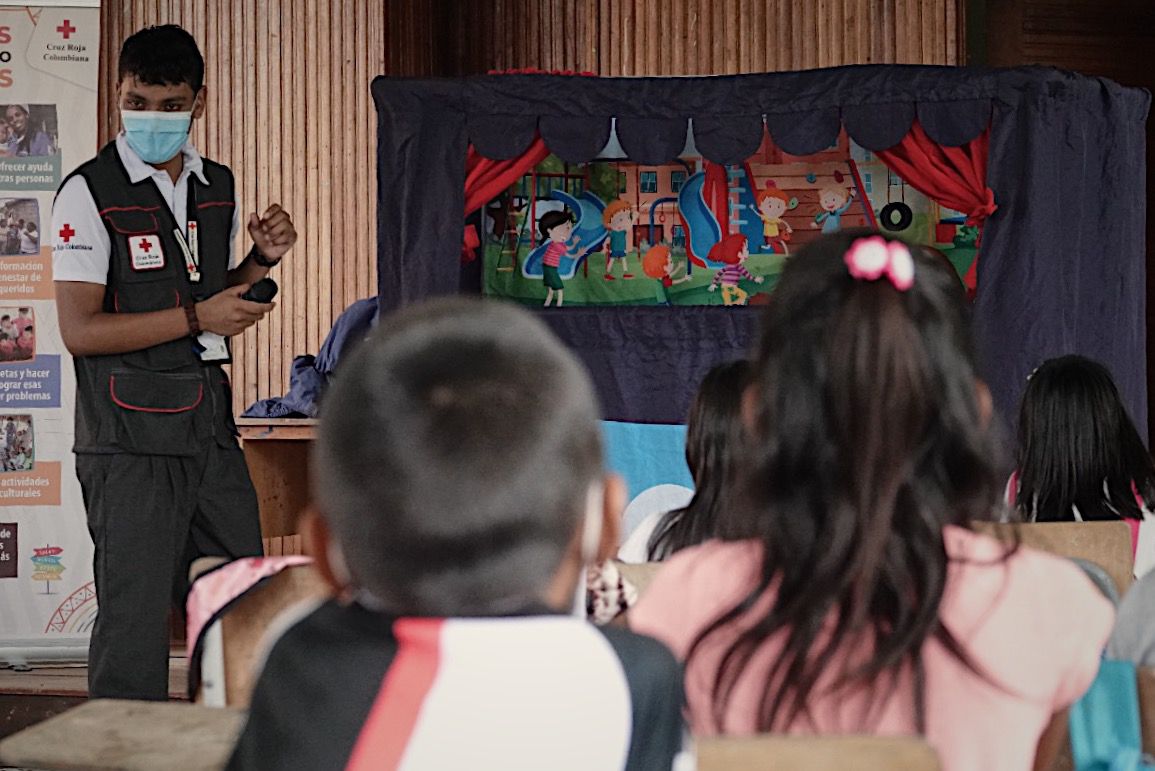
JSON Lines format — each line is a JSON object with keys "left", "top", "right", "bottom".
{"left": 879, "top": 170, "right": 913, "bottom": 232}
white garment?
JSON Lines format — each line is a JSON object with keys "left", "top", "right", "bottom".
{"left": 617, "top": 509, "right": 665, "bottom": 564}
{"left": 18, "top": 230, "right": 37, "bottom": 254}
{"left": 52, "top": 133, "right": 240, "bottom": 285}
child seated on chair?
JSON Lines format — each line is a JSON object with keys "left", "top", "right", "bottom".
{"left": 228, "top": 298, "right": 684, "bottom": 771}
{"left": 1009, "top": 354, "right": 1155, "bottom": 576}
{"left": 628, "top": 231, "right": 1114, "bottom": 771}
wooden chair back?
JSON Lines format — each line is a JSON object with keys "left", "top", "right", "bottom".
{"left": 615, "top": 560, "right": 663, "bottom": 598}
{"left": 696, "top": 735, "right": 941, "bottom": 771}
{"left": 973, "top": 521, "right": 1133, "bottom": 595}
{"left": 217, "top": 563, "right": 331, "bottom": 707}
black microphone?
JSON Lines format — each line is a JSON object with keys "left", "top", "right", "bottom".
{"left": 241, "top": 277, "right": 278, "bottom": 303}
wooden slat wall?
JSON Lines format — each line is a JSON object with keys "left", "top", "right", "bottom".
{"left": 987, "top": 0, "right": 1155, "bottom": 84}
{"left": 98, "top": 1, "right": 385, "bottom": 416}
{"left": 392, "top": 0, "right": 963, "bottom": 77}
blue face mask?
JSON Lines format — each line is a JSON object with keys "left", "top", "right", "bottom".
{"left": 121, "top": 110, "right": 192, "bottom": 164}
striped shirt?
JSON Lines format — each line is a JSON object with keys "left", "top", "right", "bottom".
{"left": 228, "top": 600, "right": 685, "bottom": 771}
{"left": 711, "top": 263, "right": 755, "bottom": 288}
{"left": 543, "top": 241, "right": 569, "bottom": 268}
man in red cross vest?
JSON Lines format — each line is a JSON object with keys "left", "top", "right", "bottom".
{"left": 52, "top": 25, "right": 297, "bottom": 700}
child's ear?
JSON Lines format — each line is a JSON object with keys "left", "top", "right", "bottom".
{"left": 597, "top": 474, "right": 626, "bottom": 563}
{"left": 302, "top": 507, "right": 347, "bottom": 594}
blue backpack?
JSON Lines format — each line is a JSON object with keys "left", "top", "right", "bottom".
{"left": 1069, "top": 658, "right": 1155, "bottom": 771}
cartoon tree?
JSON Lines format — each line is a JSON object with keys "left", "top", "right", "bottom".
{"left": 588, "top": 162, "right": 623, "bottom": 204}
{"left": 953, "top": 225, "right": 979, "bottom": 249}
{"left": 535, "top": 154, "right": 565, "bottom": 175}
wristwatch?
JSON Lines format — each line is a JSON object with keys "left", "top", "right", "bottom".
{"left": 248, "top": 244, "right": 281, "bottom": 268}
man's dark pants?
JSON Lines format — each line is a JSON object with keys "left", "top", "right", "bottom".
{"left": 77, "top": 443, "right": 262, "bottom": 700}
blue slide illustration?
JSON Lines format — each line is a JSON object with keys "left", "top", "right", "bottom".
{"left": 677, "top": 171, "right": 724, "bottom": 269}
{"left": 521, "top": 190, "right": 609, "bottom": 280}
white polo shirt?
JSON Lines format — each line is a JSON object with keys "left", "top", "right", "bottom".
{"left": 52, "top": 133, "right": 240, "bottom": 285}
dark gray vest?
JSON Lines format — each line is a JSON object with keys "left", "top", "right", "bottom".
{"left": 61, "top": 141, "right": 238, "bottom": 455}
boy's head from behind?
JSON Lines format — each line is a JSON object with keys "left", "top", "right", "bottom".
{"left": 311, "top": 298, "right": 619, "bottom": 616}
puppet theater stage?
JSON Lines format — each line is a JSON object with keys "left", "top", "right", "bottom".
{"left": 373, "top": 66, "right": 1149, "bottom": 492}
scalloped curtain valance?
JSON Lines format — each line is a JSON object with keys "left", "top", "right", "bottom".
{"left": 468, "top": 98, "right": 992, "bottom": 164}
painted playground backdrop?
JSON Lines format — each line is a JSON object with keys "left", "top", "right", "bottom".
{"left": 482, "top": 131, "right": 978, "bottom": 307}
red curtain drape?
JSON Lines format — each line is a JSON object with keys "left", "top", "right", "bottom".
{"left": 875, "top": 121, "right": 996, "bottom": 293}
{"left": 462, "top": 138, "right": 550, "bottom": 263}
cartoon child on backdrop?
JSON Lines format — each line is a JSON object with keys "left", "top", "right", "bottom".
{"left": 641, "top": 244, "right": 690, "bottom": 305}
{"left": 538, "top": 209, "right": 582, "bottom": 308}
{"left": 602, "top": 199, "right": 635, "bottom": 280}
{"left": 749, "top": 184, "right": 793, "bottom": 254}
{"left": 813, "top": 184, "right": 856, "bottom": 234}
{"left": 707, "top": 234, "right": 763, "bottom": 306}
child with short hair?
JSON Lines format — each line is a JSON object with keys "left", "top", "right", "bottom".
{"left": 640, "top": 244, "right": 689, "bottom": 306}
{"left": 630, "top": 232, "right": 1113, "bottom": 771}
{"left": 539, "top": 209, "right": 582, "bottom": 307}
{"left": 749, "top": 185, "right": 793, "bottom": 254}
{"left": 229, "top": 298, "right": 684, "bottom": 771}
{"left": 707, "top": 234, "right": 763, "bottom": 306}
{"left": 603, "top": 199, "right": 635, "bottom": 280}
{"left": 813, "top": 185, "right": 855, "bottom": 234}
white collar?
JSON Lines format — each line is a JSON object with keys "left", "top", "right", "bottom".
{"left": 115, "top": 131, "right": 210, "bottom": 186}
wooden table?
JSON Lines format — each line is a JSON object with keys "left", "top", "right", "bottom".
{"left": 236, "top": 418, "right": 317, "bottom": 553}
{"left": 0, "top": 699, "right": 245, "bottom": 770}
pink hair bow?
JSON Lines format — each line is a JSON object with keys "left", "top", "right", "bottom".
{"left": 843, "top": 236, "right": 914, "bottom": 291}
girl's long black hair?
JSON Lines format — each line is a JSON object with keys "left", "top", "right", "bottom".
{"left": 1015, "top": 354, "right": 1155, "bottom": 521}
{"left": 689, "top": 230, "right": 1004, "bottom": 733}
{"left": 647, "top": 359, "right": 751, "bottom": 561}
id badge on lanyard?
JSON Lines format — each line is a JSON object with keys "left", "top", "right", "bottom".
{"left": 172, "top": 219, "right": 200, "bottom": 283}
{"left": 173, "top": 176, "right": 202, "bottom": 284}
{"left": 174, "top": 181, "right": 228, "bottom": 362}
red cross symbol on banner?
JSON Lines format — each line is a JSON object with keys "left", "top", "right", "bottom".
{"left": 189, "top": 222, "right": 196, "bottom": 231}
{"left": 138, "top": 238, "right": 153, "bottom": 253}
{"left": 58, "top": 224, "right": 75, "bottom": 243}
{"left": 56, "top": 20, "right": 76, "bottom": 39}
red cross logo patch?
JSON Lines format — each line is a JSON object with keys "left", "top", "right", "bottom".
{"left": 129, "top": 234, "right": 164, "bottom": 270}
